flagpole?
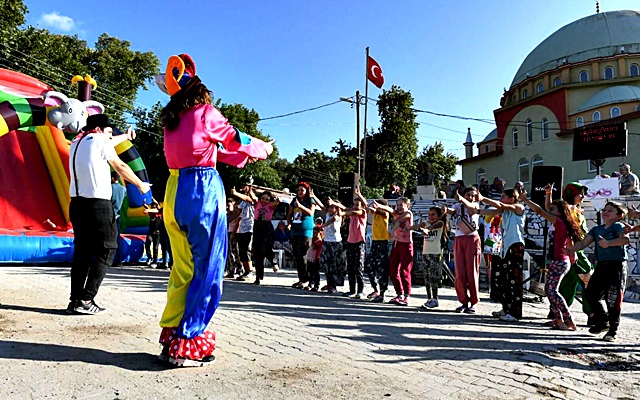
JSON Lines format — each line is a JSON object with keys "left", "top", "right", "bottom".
{"left": 362, "top": 47, "right": 369, "bottom": 187}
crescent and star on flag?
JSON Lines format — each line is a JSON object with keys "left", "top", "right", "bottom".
{"left": 367, "top": 55, "right": 384, "bottom": 89}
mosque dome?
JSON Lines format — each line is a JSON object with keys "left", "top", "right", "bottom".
{"left": 511, "top": 10, "right": 640, "bottom": 88}
{"left": 478, "top": 128, "right": 497, "bottom": 143}
{"left": 576, "top": 85, "right": 640, "bottom": 112}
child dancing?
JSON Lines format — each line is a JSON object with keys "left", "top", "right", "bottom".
{"left": 519, "top": 190, "right": 580, "bottom": 331}
{"left": 566, "top": 202, "right": 629, "bottom": 341}
{"left": 443, "top": 187, "right": 481, "bottom": 314}
{"left": 413, "top": 206, "right": 448, "bottom": 309}
{"left": 388, "top": 197, "right": 414, "bottom": 306}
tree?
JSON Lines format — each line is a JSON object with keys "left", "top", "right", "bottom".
{"left": 215, "top": 100, "right": 282, "bottom": 191}
{"left": 88, "top": 34, "right": 160, "bottom": 125}
{"left": 365, "top": 85, "right": 419, "bottom": 192}
{"left": 329, "top": 138, "right": 357, "bottom": 180}
{"left": 0, "top": 0, "right": 27, "bottom": 32}
{"left": 131, "top": 102, "right": 168, "bottom": 198}
{"left": 287, "top": 149, "right": 337, "bottom": 199}
{"left": 0, "top": 11, "right": 160, "bottom": 126}
{"left": 416, "top": 142, "right": 458, "bottom": 186}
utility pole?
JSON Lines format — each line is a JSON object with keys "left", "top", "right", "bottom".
{"left": 339, "top": 91, "right": 363, "bottom": 181}
{"left": 356, "top": 90, "right": 361, "bottom": 178}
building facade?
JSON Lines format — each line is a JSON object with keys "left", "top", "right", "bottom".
{"left": 461, "top": 10, "right": 640, "bottom": 189}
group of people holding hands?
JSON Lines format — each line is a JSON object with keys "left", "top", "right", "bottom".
{"left": 449, "top": 181, "right": 631, "bottom": 341}
{"left": 227, "top": 177, "right": 633, "bottom": 342}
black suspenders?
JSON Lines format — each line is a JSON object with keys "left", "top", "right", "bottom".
{"left": 71, "top": 135, "right": 86, "bottom": 197}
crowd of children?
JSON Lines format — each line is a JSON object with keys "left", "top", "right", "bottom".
{"left": 225, "top": 181, "right": 633, "bottom": 342}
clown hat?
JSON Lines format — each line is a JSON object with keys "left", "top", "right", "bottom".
{"left": 156, "top": 53, "right": 200, "bottom": 96}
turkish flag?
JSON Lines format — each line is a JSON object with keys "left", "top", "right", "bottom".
{"left": 367, "top": 56, "right": 384, "bottom": 88}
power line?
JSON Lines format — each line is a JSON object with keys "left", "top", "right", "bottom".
{"left": 258, "top": 100, "right": 343, "bottom": 121}
{"left": 296, "top": 177, "right": 336, "bottom": 192}
{"left": 413, "top": 107, "right": 495, "bottom": 124}
{"left": 416, "top": 134, "right": 468, "bottom": 144}
{"left": 0, "top": 42, "right": 157, "bottom": 111}
{"left": 366, "top": 96, "right": 496, "bottom": 127}
{"left": 0, "top": 56, "right": 164, "bottom": 140}
{"left": 295, "top": 166, "right": 336, "bottom": 180}
{"left": 416, "top": 120, "right": 470, "bottom": 135}
{"left": 6, "top": 42, "right": 637, "bottom": 149}
{"left": 259, "top": 121, "right": 353, "bottom": 126}
{"left": 294, "top": 169, "right": 338, "bottom": 187}
{"left": 0, "top": 45, "right": 509, "bottom": 140}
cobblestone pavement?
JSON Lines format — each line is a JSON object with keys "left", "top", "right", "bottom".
{"left": 0, "top": 264, "right": 639, "bottom": 399}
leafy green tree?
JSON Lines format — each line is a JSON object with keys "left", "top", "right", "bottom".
{"left": 365, "top": 85, "right": 419, "bottom": 192}
{"left": 215, "top": 100, "right": 282, "bottom": 191}
{"left": 0, "top": 6, "right": 160, "bottom": 126}
{"left": 131, "top": 102, "right": 168, "bottom": 198}
{"left": 416, "top": 142, "right": 458, "bottom": 187}
{"left": 329, "top": 139, "right": 357, "bottom": 180}
{"left": 0, "top": 0, "right": 27, "bottom": 32}
{"left": 0, "top": 27, "right": 90, "bottom": 96}
{"left": 287, "top": 149, "right": 337, "bottom": 199}
{"left": 88, "top": 34, "right": 160, "bottom": 125}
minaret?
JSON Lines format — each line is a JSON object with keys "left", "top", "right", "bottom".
{"left": 464, "top": 127, "right": 474, "bottom": 159}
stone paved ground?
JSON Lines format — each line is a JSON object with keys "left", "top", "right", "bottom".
{"left": 0, "top": 264, "right": 639, "bottom": 399}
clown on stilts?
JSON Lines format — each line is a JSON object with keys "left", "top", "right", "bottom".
{"left": 156, "top": 54, "right": 272, "bottom": 367}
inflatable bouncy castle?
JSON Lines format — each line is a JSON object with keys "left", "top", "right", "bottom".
{"left": 0, "top": 68, "right": 152, "bottom": 263}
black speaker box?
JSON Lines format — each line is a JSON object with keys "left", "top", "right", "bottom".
{"left": 530, "top": 166, "right": 563, "bottom": 207}
{"left": 338, "top": 172, "right": 359, "bottom": 207}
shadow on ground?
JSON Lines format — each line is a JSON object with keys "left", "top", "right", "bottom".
{"left": 1, "top": 264, "right": 639, "bottom": 372}
{"left": 0, "top": 340, "right": 172, "bottom": 372}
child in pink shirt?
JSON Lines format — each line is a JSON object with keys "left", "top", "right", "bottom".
{"left": 231, "top": 187, "right": 280, "bottom": 285}
{"left": 388, "top": 197, "right": 414, "bottom": 306}
{"left": 343, "top": 193, "right": 367, "bottom": 298}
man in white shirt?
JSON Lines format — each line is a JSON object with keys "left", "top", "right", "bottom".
{"left": 67, "top": 114, "right": 151, "bottom": 315}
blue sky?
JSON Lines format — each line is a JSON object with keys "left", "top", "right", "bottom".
{"left": 22, "top": 1, "right": 639, "bottom": 177}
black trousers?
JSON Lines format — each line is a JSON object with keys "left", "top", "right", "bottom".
{"left": 366, "top": 240, "right": 390, "bottom": 293}
{"left": 307, "top": 260, "right": 320, "bottom": 288}
{"left": 494, "top": 243, "right": 524, "bottom": 320}
{"left": 291, "top": 236, "right": 311, "bottom": 282}
{"left": 145, "top": 231, "right": 160, "bottom": 263}
{"left": 252, "top": 220, "right": 274, "bottom": 280}
{"left": 585, "top": 260, "right": 627, "bottom": 332}
{"left": 70, "top": 197, "right": 117, "bottom": 301}
{"left": 158, "top": 218, "right": 173, "bottom": 266}
{"left": 345, "top": 241, "right": 365, "bottom": 294}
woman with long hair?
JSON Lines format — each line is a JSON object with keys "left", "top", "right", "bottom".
{"left": 156, "top": 54, "right": 272, "bottom": 366}
{"left": 520, "top": 191, "right": 582, "bottom": 331}
{"left": 287, "top": 182, "right": 317, "bottom": 288}
{"left": 546, "top": 182, "right": 593, "bottom": 323}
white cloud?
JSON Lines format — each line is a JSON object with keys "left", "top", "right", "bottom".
{"left": 39, "top": 12, "right": 77, "bottom": 32}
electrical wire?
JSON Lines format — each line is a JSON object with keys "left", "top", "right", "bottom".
{"left": 416, "top": 134, "right": 468, "bottom": 144}
{"left": 0, "top": 42, "right": 157, "bottom": 111}
{"left": 0, "top": 57, "right": 165, "bottom": 140}
{"left": 258, "top": 100, "right": 343, "bottom": 121}
{"left": 416, "top": 120, "right": 470, "bottom": 135}
{"left": 295, "top": 166, "right": 337, "bottom": 181}
{"left": 293, "top": 169, "right": 338, "bottom": 187}
{"left": 0, "top": 44, "right": 514, "bottom": 139}
{"left": 6, "top": 41, "right": 636, "bottom": 154}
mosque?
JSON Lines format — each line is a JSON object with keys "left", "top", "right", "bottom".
{"left": 460, "top": 9, "right": 640, "bottom": 189}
